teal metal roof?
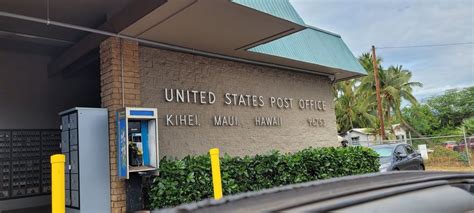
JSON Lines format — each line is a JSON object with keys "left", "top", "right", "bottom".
{"left": 249, "top": 28, "right": 366, "bottom": 74}
{"left": 232, "top": 0, "right": 366, "bottom": 75}
{"left": 232, "top": 0, "right": 305, "bottom": 24}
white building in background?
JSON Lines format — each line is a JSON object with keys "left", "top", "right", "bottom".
{"left": 341, "top": 128, "right": 376, "bottom": 146}
{"left": 341, "top": 124, "right": 408, "bottom": 146}
{"left": 392, "top": 124, "right": 408, "bottom": 143}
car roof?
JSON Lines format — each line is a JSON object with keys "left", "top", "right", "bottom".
{"left": 371, "top": 143, "right": 406, "bottom": 149}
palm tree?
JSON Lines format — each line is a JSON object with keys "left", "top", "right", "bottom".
{"left": 356, "top": 53, "right": 385, "bottom": 135}
{"left": 384, "top": 65, "right": 423, "bottom": 131}
{"left": 335, "top": 53, "right": 423, "bottom": 138}
{"left": 334, "top": 79, "right": 377, "bottom": 133}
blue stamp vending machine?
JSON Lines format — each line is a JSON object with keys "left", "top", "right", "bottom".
{"left": 116, "top": 108, "right": 159, "bottom": 179}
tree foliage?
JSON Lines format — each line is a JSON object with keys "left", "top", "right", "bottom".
{"left": 426, "top": 87, "right": 474, "bottom": 127}
{"left": 400, "top": 87, "right": 474, "bottom": 136}
{"left": 461, "top": 117, "right": 474, "bottom": 136}
{"left": 401, "top": 104, "right": 440, "bottom": 136}
{"left": 334, "top": 79, "right": 376, "bottom": 132}
{"left": 335, "top": 52, "right": 473, "bottom": 140}
{"left": 334, "top": 53, "right": 422, "bottom": 135}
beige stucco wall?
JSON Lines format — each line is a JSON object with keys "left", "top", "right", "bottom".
{"left": 139, "top": 46, "right": 338, "bottom": 158}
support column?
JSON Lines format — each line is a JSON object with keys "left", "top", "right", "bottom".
{"left": 100, "top": 37, "right": 141, "bottom": 213}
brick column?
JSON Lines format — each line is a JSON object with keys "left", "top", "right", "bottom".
{"left": 100, "top": 37, "right": 141, "bottom": 213}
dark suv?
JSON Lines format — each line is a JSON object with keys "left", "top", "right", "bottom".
{"left": 371, "top": 143, "right": 425, "bottom": 172}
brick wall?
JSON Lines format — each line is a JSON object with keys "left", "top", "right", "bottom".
{"left": 140, "top": 47, "right": 338, "bottom": 158}
{"left": 100, "top": 37, "right": 140, "bottom": 213}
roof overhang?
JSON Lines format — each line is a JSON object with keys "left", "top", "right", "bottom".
{"left": 121, "top": 0, "right": 304, "bottom": 54}
{"left": 0, "top": 0, "right": 365, "bottom": 80}
{"left": 121, "top": 0, "right": 365, "bottom": 80}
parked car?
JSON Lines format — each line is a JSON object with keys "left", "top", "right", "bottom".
{"left": 453, "top": 137, "right": 474, "bottom": 152}
{"left": 371, "top": 144, "right": 425, "bottom": 172}
{"left": 442, "top": 141, "right": 457, "bottom": 149}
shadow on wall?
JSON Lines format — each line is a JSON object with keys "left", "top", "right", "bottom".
{"left": 0, "top": 49, "right": 101, "bottom": 129}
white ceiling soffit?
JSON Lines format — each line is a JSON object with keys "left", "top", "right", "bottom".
{"left": 121, "top": 0, "right": 357, "bottom": 79}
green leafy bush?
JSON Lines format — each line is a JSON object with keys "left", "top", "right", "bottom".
{"left": 426, "top": 146, "right": 468, "bottom": 166}
{"left": 458, "top": 153, "right": 470, "bottom": 164}
{"left": 148, "top": 146, "right": 379, "bottom": 209}
{"left": 430, "top": 146, "right": 461, "bottom": 160}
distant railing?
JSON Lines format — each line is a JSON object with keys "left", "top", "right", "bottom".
{"left": 353, "top": 139, "right": 406, "bottom": 147}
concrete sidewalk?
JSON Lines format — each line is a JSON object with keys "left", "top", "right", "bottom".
{"left": 2, "top": 205, "right": 50, "bottom": 213}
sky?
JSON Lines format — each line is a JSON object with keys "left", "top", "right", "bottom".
{"left": 291, "top": 0, "right": 473, "bottom": 102}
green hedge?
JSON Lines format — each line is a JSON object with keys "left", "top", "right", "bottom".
{"left": 148, "top": 146, "right": 379, "bottom": 209}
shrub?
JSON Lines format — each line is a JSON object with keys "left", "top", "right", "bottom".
{"left": 148, "top": 146, "right": 379, "bottom": 209}
{"left": 429, "top": 146, "right": 461, "bottom": 160}
{"left": 426, "top": 146, "right": 466, "bottom": 166}
{"left": 458, "top": 152, "right": 471, "bottom": 164}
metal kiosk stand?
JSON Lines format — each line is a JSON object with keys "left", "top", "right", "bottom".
{"left": 59, "top": 107, "right": 110, "bottom": 213}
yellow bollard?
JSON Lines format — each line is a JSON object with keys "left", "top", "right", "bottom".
{"left": 51, "top": 154, "right": 65, "bottom": 213}
{"left": 209, "top": 148, "right": 223, "bottom": 200}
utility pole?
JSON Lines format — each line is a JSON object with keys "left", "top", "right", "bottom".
{"left": 463, "top": 127, "right": 471, "bottom": 167}
{"left": 408, "top": 131, "right": 412, "bottom": 145}
{"left": 371, "top": 45, "right": 385, "bottom": 140}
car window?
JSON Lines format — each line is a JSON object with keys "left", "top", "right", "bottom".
{"left": 405, "top": 145, "right": 415, "bottom": 154}
{"left": 394, "top": 145, "right": 407, "bottom": 155}
{"left": 373, "top": 147, "right": 393, "bottom": 157}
